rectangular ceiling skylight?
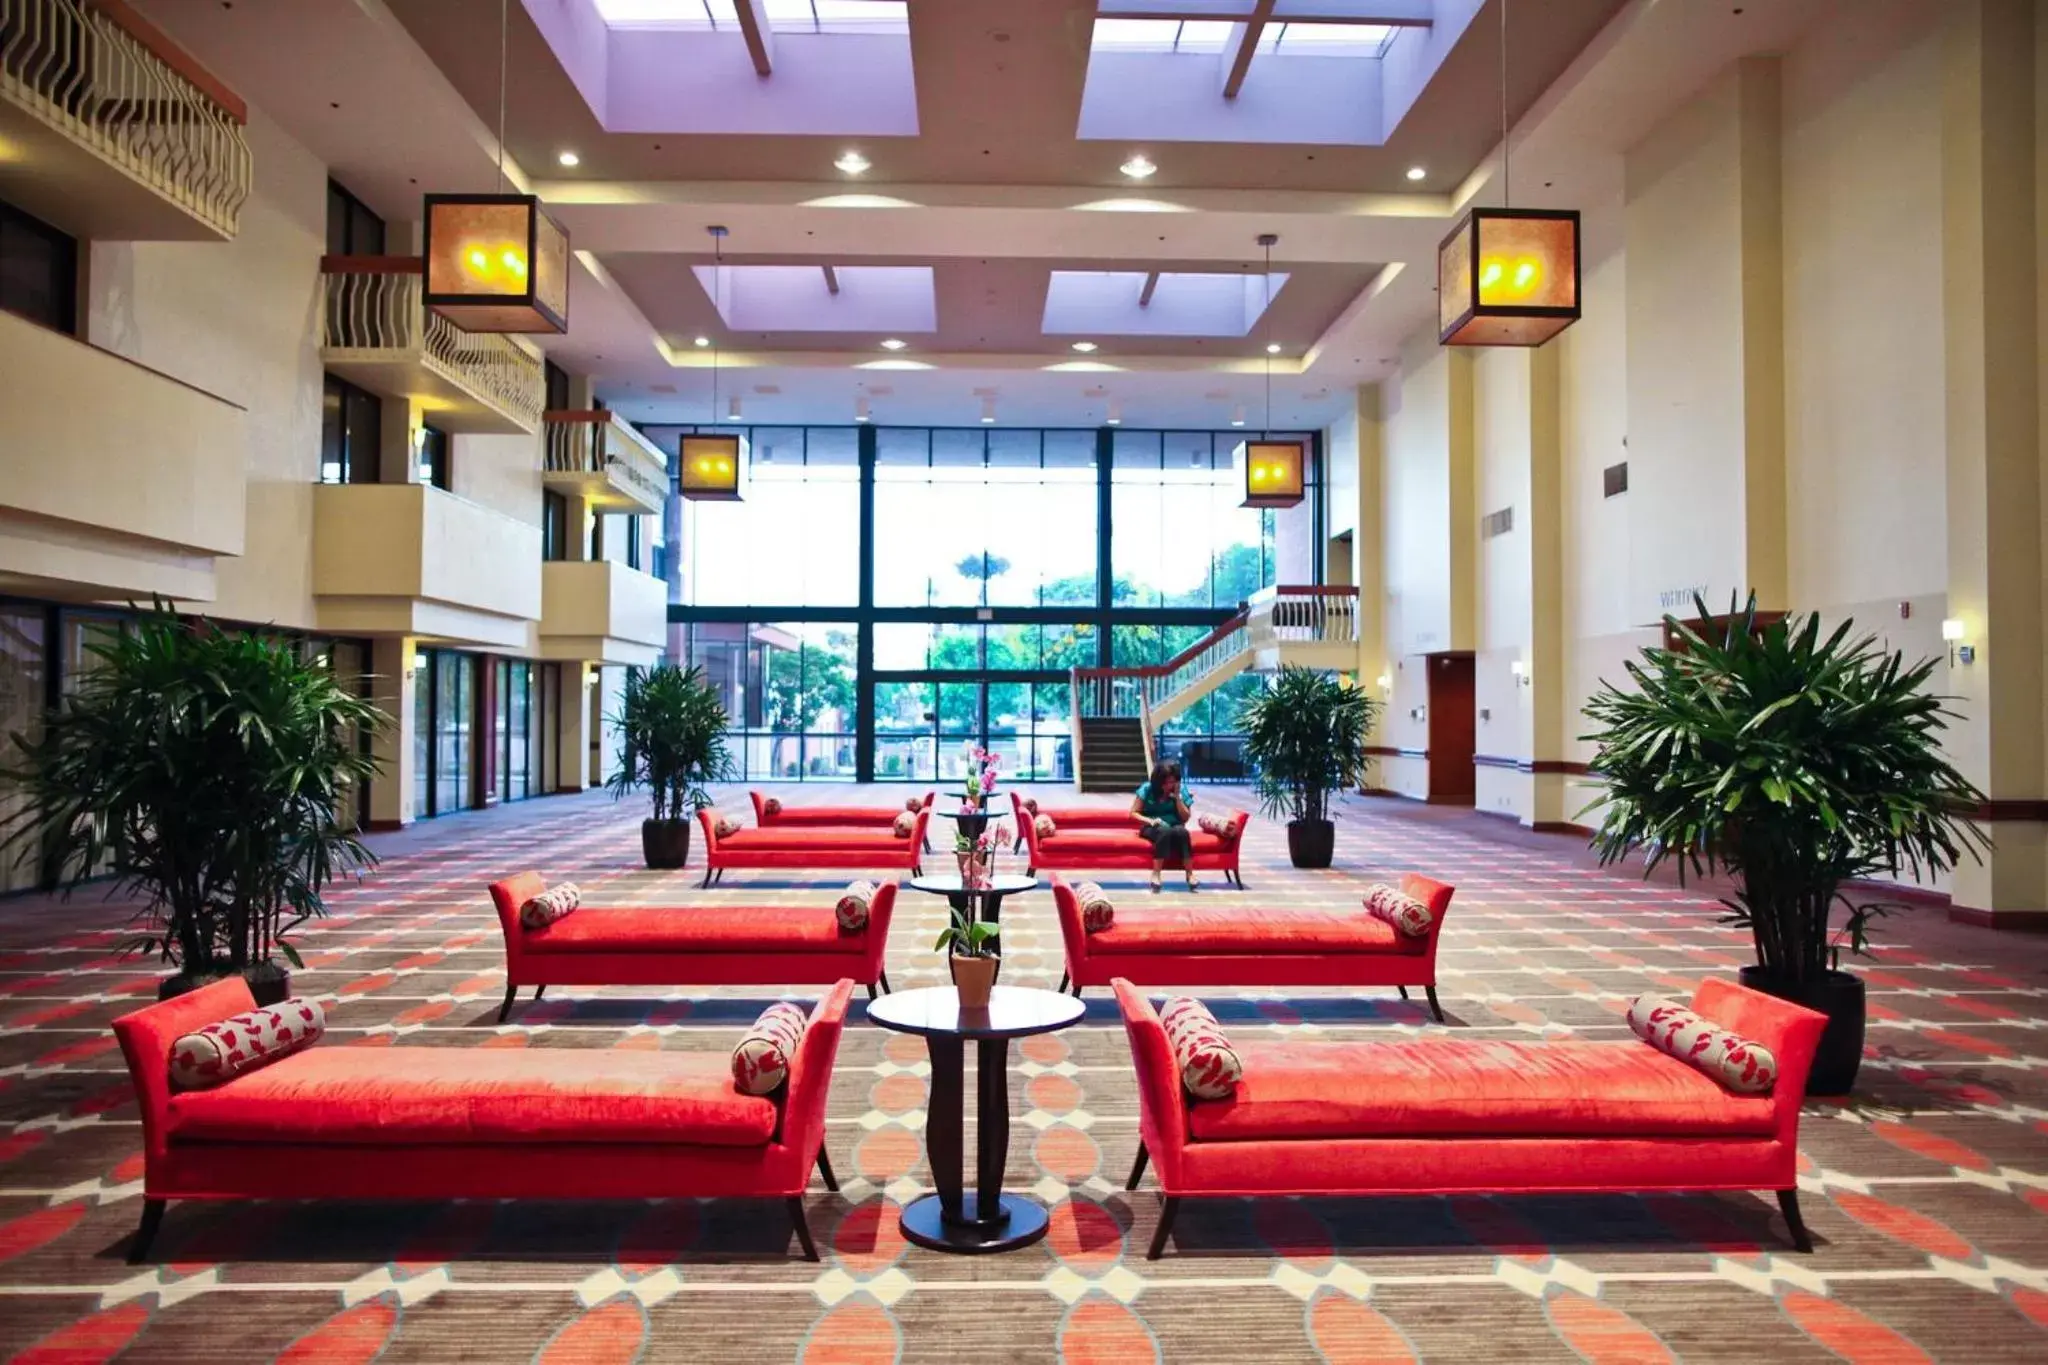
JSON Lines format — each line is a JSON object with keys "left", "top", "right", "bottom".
{"left": 1042, "top": 270, "right": 1290, "bottom": 338}
{"left": 595, "top": 0, "right": 907, "bottom": 32}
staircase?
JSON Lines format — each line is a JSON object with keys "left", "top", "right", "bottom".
{"left": 1077, "top": 717, "right": 1151, "bottom": 793}
{"left": 1070, "top": 586, "right": 1361, "bottom": 791}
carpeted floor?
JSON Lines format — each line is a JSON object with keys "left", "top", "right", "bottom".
{"left": 2, "top": 785, "right": 2046, "bottom": 1363}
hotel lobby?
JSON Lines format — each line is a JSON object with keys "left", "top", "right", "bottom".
{"left": 2, "top": 0, "right": 2047, "bottom": 1361}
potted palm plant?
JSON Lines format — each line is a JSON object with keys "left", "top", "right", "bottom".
{"left": 1, "top": 607, "right": 382, "bottom": 1004}
{"left": 1582, "top": 596, "right": 1986, "bottom": 1095}
{"left": 1237, "top": 666, "right": 1376, "bottom": 868}
{"left": 607, "top": 664, "right": 732, "bottom": 869}
{"left": 935, "top": 904, "right": 999, "bottom": 1008}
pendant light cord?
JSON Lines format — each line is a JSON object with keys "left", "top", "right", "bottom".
{"left": 710, "top": 232, "right": 723, "bottom": 422}
{"left": 496, "top": 0, "right": 509, "bottom": 192}
{"left": 1499, "top": 0, "right": 1510, "bottom": 207}
{"left": 1262, "top": 235, "right": 1274, "bottom": 431}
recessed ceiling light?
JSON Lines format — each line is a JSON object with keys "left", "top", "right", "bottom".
{"left": 1405, "top": 165, "right": 1426, "bottom": 181}
{"left": 1120, "top": 154, "right": 1157, "bottom": 180}
{"left": 1071, "top": 341, "right": 1099, "bottom": 353}
{"left": 558, "top": 150, "right": 580, "bottom": 168}
{"left": 1266, "top": 342, "right": 1283, "bottom": 355}
{"left": 693, "top": 335, "right": 711, "bottom": 348}
{"left": 835, "top": 150, "right": 871, "bottom": 175}
{"left": 880, "top": 338, "right": 907, "bottom": 351}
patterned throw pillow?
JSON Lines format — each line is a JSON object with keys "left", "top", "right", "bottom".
{"left": 905, "top": 796, "right": 922, "bottom": 813}
{"left": 836, "top": 880, "right": 877, "bottom": 932}
{"left": 731, "top": 1001, "right": 809, "bottom": 1095}
{"left": 170, "top": 997, "right": 327, "bottom": 1091}
{"left": 1363, "top": 883, "right": 1435, "bottom": 937}
{"left": 892, "top": 810, "right": 917, "bottom": 838}
{"left": 519, "top": 882, "right": 580, "bottom": 930}
{"left": 762, "top": 796, "right": 782, "bottom": 817}
{"left": 1022, "top": 797, "right": 1040, "bottom": 815}
{"left": 1072, "top": 881, "right": 1114, "bottom": 933}
{"left": 1159, "top": 997, "right": 1241, "bottom": 1100}
{"left": 1197, "top": 813, "right": 1237, "bottom": 842}
{"left": 714, "top": 815, "right": 742, "bottom": 839}
{"left": 1035, "top": 813, "right": 1058, "bottom": 840}
{"left": 1626, "top": 994, "right": 1778, "bottom": 1094}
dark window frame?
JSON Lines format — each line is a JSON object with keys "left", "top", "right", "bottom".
{"left": 0, "top": 197, "right": 78, "bottom": 335}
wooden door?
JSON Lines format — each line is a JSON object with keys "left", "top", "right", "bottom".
{"left": 1426, "top": 652, "right": 1475, "bottom": 804}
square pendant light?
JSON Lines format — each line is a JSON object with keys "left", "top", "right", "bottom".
{"left": 679, "top": 433, "right": 746, "bottom": 502}
{"left": 422, "top": 193, "right": 570, "bottom": 334}
{"left": 1438, "top": 207, "right": 1580, "bottom": 347}
{"left": 1234, "top": 439, "right": 1305, "bottom": 509}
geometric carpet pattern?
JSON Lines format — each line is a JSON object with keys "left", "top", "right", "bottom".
{"left": 2, "top": 784, "right": 2046, "bottom": 1362}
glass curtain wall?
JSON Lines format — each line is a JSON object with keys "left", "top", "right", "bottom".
{"left": 668, "top": 424, "right": 1321, "bottom": 781}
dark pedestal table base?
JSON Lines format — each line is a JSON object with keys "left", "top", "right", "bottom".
{"left": 899, "top": 1192, "right": 1049, "bottom": 1253}
{"left": 902, "top": 1033, "right": 1045, "bottom": 1252}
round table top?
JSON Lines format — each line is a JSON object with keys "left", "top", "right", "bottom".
{"left": 866, "top": 984, "right": 1085, "bottom": 1040}
{"left": 908, "top": 872, "right": 1037, "bottom": 897}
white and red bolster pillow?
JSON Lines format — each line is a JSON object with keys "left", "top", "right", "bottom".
{"left": 1072, "top": 881, "right": 1114, "bottom": 933}
{"left": 892, "top": 810, "right": 917, "bottom": 838}
{"left": 1197, "top": 813, "right": 1237, "bottom": 842}
{"left": 1034, "top": 813, "right": 1058, "bottom": 840}
{"left": 836, "top": 880, "right": 877, "bottom": 932}
{"left": 170, "top": 997, "right": 327, "bottom": 1091}
{"left": 1626, "top": 994, "right": 1778, "bottom": 1094}
{"left": 714, "top": 814, "right": 743, "bottom": 839}
{"left": 519, "top": 882, "right": 580, "bottom": 930}
{"left": 731, "top": 1001, "right": 809, "bottom": 1095}
{"left": 905, "top": 796, "right": 922, "bottom": 813}
{"left": 1363, "top": 883, "right": 1436, "bottom": 938}
{"left": 1159, "top": 996, "right": 1242, "bottom": 1099}
{"left": 762, "top": 796, "right": 782, "bottom": 816}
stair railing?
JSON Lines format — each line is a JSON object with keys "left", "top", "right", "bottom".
{"left": 1245, "top": 584, "right": 1361, "bottom": 652}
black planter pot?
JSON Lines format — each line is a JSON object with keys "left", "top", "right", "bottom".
{"left": 159, "top": 961, "right": 292, "bottom": 1007}
{"left": 642, "top": 817, "right": 693, "bottom": 870}
{"left": 1738, "top": 966, "right": 1866, "bottom": 1096}
{"left": 1286, "top": 818, "right": 1336, "bottom": 869}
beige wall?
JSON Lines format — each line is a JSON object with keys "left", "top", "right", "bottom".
{"left": 84, "top": 109, "right": 327, "bottom": 631}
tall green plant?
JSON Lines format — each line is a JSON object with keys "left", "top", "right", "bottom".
{"left": 1582, "top": 595, "right": 1987, "bottom": 983}
{"left": 1236, "top": 666, "right": 1376, "bottom": 824}
{"left": 607, "top": 664, "right": 732, "bottom": 820}
{"left": 0, "top": 607, "right": 383, "bottom": 975}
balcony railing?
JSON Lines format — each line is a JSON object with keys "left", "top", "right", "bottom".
{"left": 0, "top": 0, "right": 252, "bottom": 238}
{"left": 319, "top": 257, "right": 545, "bottom": 433}
{"left": 1245, "top": 585, "right": 1361, "bottom": 653}
{"left": 542, "top": 410, "right": 670, "bottom": 514}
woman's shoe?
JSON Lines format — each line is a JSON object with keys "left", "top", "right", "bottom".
{"left": 1149, "top": 874, "right": 1163, "bottom": 893}
{"left": 1185, "top": 874, "right": 1199, "bottom": 892}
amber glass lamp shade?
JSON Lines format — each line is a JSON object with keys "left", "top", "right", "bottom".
{"left": 1438, "top": 207, "right": 1580, "bottom": 347}
{"left": 422, "top": 194, "right": 570, "bottom": 334}
{"left": 679, "top": 433, "right": 745, "bottom": 502}
{"left": 1234, "top": 439, "right": 1305, "bottom": 509}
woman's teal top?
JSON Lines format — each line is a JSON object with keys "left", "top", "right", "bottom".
{"left": 1133, "top": 782, "right": 1189, "bottom": 827}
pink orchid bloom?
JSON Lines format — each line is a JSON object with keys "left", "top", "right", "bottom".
{"left": 980, "top": 769, "right": 996, "bottom": 794}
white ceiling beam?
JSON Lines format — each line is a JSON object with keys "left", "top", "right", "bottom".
{"left": 1219, "top": 1, "right": 1275, "bottom": 99}
{"left": 735, "top": 0, "right": 774, "bottom": 77}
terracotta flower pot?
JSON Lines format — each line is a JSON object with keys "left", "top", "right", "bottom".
{"left": 950, "top": 953, "right": 998, "bottom": 1008}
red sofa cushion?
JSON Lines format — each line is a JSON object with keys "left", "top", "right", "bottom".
{"left": 525, "top": 906, "right": 860, "bottom": 954}
{"left": 719, "top": 829, "right": 910, "bottom": 853}
{"left": 1187, "top": 1038, "right": 1778, "bottom": 1142}
{"left": 1040, "top": 809, "right": 1141, "bottom": 829}
{"left": 166, "top": 1049, "right": 778, "bottom": 1147}
{"left": 1043, "top": 830, "right": 1230, "bottom": 856}
{"left": 1087, "top": 906, "right": 1410, "bottom": 956}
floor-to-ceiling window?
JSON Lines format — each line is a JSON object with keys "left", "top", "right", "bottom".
{"left": 0, "top": 603, "right": 49, "bottom": 895}
{"left": 412, "top": 649, "right": 481, "bottom": 818}
{"left": 666, "top": 423, "right": 1320, "bottom": 781}
{"left": 494, "top": 658, "right": 547, "bottom": 803}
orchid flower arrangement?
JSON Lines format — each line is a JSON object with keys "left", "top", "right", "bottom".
{"left": 959, "top": 743, "right": 1000, "bottom": 808}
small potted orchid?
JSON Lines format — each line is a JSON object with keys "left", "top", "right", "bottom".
{"left": 953, "top": 823, "right": 1011, "bottom": 886}
{"left": 959, "top": 744, "right": 999, "bottom": 811}
{"left": 935, "top": 904, "right": 1000, "bottom": 1007}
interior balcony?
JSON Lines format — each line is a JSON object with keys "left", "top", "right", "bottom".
{"left": 0, "top": 0, "right": 252, "bottom": 240}
{"left": 542, "top": 409, "right": 670, "bottom": 517}
{"left": 0, "top": 308, "right": 245, "bottom": 602}
{"left": 312, "top": 483, "right": 541, "bottom": 651}
{"left": 540, "top": 558, "right": 667, "bottom": 669}
{"left": 319, "top": 257, "right": 545, "bottom": 435}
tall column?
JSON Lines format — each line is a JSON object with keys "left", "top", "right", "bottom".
{"left": 1941, "top": 0, "right": 2046, "bottom": 925}
{"left": 366, "top": 636, "right": 416, "bottom": 829}
{"left": 1523, "top": 345, "right": 1569, "bottom": 827}
{"left": 1352, "top": 383, "right": 1390, "bottom": 743}
{"left": 555, "top": 661, "right": 593, "bottom": 792}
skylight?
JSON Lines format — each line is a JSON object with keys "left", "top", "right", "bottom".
{"left": 594, "top": 0, "right": 908, "bottom": 33}
{"left": 1095, "top": 18, "right": 1396, "bottom": 57}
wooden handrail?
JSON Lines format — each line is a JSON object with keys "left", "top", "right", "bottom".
{"left": 1273, "top": 585, "right": 1360, "bottom": 597}
{"left": 320, "top": 254, "right": 425, "bottom": 275}
{"left": 91, "top": 0, "right": 248, "bottom": 124}
{"left": 542, "top": 409, "right": 612, "bottom": 423}
{"left": 1072, "top": 609, "right": 1250, "bottom": 682}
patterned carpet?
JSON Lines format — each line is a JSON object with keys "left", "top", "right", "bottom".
{"left": 1, "top": 785, "right": 2046, "bottom": 1363}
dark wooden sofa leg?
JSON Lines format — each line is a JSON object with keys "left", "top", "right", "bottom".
{"left": 877, "top": 971, "right": 891, "bottom": 994}
{"left": 1777, "top": 1188, "right": 1814, "bottom": 1253}
{"left": 865, "top": 982, "right": 878, "bottom": 1000}
{"left": 1056, "top": 970, "right": 1069, "bottom": 994}
{"left": 1425, "top": 985, "right": 1445, "bottom": 1023}
{"left": 787, "top": 1197, "right": 820, "bottom": 1261}
{"left": 498, "top": 983, "right": 518, "bottom": 1023}
{"left": 817, "top": 1148, "right": 839, "bottom": 1192}
{"left": 129, "top": 1199, "right": 166, "bottom": 1264}
{"left": 1146, "top": 1197, "right": 1180, "bottom": 1260}
{"left": 1397, "top": 985, "right": 1410, "bottom": 1001}
{"left": 1126, "top": 1143, "right": 1149, "bottom": 1190}
{"left": 534, "top": 985, "right": 546, "bottom": 1002}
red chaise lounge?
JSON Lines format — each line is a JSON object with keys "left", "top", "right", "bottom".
{"left": 1114, "top": 976, "right": 1828, "bottom": 1259}
{"left": 751, "top": 790, "right": 934, "bottom": 826}
{"left": 489, "top": 872, "right": 897, "bottom": 1019}
{"left": 1009, "top": 791, "right": 1142, "bottom": 832}
{"left": 111, "top": 977, "right": 857, "bottom": 1263}
{"left": 1055, "top": 872, "right": 1453, "bottom": 1019}
{"left": 697, "top": 806, "right": 929, "bottom": 887}
{"left": 1021, "top": 806, "right": 1250, "bottom": 887}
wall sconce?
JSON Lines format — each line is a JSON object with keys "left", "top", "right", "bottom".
{"left": 583, "top": 670, "right": 602, "bottom": 691}
{"left": 1942, "top": 618, "right": 1973, "bottom": 666}
{"left": 1375, "top": 672, "right": 1392, "bottom": 692}
{"left": 1510, "top": 659, "right": 1530, "bottom": 687}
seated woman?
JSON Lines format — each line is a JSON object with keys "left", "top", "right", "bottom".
{"left": 1130, "top": 761, "right": 1197, "bottom": 893}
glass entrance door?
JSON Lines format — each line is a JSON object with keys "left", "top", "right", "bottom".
{"left": 869, "top": 674, "right": 1075, "bottom": 786}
